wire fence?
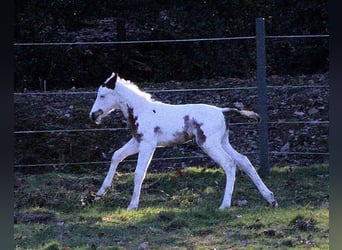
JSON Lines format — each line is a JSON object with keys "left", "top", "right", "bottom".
{"left": 14, "top": 83, "right": 329, "bottom": 96}
{"left": 14, "top": 34, "right": 329, "bottom": 47}
{"left": 13, "top": 120, "right": 329, "bottom": 135}
{"left": 14, "top": 23, "right": 329, "bottom": 170}
{"left": 14, "top": 84, "right": 329, "bottom": 138}
{"left": 14, "top": 83, "right": 329, "bottom": 169}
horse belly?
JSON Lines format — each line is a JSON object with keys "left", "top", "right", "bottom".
{"left": 156, "top": 130, "right": 193, "bottom": 147}
{"left": 154, "top": 121, "right": 193, "bottom": 147}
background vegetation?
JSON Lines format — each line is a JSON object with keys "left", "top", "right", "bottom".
{"left": 14, "top": 0, "right": 328, "bottom": 91}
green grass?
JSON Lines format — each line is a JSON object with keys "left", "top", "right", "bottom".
{"left": 14, "top": 164, "right": 329, "bottom": 249}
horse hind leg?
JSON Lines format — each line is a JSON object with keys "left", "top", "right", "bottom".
{"left": 200, "top": 139, "right": 237, "bottom": 210}
{"left": 221, "top": 133, "right": 278, "bottom": 207}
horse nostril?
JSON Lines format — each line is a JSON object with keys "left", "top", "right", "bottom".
{"left": 91, "top": 109, "right": 104, "bottom": 122}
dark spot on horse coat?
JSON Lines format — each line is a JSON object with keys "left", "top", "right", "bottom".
{"left": 154, "top": 126, "right": 161, "bottom": 133}
{"left": 193, "top": 120, "right": 206, "bottom": 145}
{"left": 127, "top": 106, "right": 143, "bottom": 142}
{"left": 153, "top": 109, "right": 156, "bottom": 113}
{"left": 183, "top": 115, "right": 206, "bottom": 145}
{"left": 102, "top": 72, "right": 117, "bottom": 89}
{"left": 172, "top": 131, "right": 193, "bottom": 144}
{"left": 183, "top": 115, "right": 190, "bottom": 124}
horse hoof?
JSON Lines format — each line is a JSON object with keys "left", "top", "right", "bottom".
{"left": 94, "top": 195, "right": 103, "bottom": 201}
{"left": 218, "top": 204, "right": 231, "bottom": 210}
{"left": 271, "top": 201, "right": 278, "bottom": 208}
{"left": 127, "top": 204, "right": 138, "bottom": 211}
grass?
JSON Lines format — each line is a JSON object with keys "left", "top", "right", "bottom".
{"left": 14, "top": 164, "right": 329, "bottom": 249}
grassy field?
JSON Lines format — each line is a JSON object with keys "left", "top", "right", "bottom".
{"left": 14, "top": 164, "right": 329, "bottom": 249}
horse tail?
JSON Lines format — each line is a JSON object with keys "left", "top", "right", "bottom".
{"left": 221, "top": 107, "right": 260, "bottom": 121}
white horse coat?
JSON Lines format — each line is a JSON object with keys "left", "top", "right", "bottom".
{"left": 90, "top": 73, "right": 277, "bottom": 210}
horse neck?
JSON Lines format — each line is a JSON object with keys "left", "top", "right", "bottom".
{"left": 116, "top": 82, "right": 151, "bottom": 116}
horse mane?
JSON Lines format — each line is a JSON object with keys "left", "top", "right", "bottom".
{"left": 117, "top": 76, "right": 153, "bottom": 101}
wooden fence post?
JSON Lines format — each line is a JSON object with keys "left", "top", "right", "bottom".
{"left": 256, "top": 18, "right": 270, "bottom": 176}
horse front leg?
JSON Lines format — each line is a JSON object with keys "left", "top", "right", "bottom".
{"left": 127, "top": 142, "right": 156, "bottom": 211}
{"left": 95, "top": 138, "right": 139, "bottom": 200}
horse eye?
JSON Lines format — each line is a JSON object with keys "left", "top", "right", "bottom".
{"left": 99, "top": 95, "right": 105, "bottom": 99}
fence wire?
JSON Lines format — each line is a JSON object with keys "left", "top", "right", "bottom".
{"left": 13, "top": 150, "right": 329, "bottom": 169}
{"left": 14, "top": 121, "right": 329, "bottom": 135}
{"left": 14, "top": 34, "right": 329, "bottom": 47}
{"left": 13, "top": 84, "right": 329, "bottom": 96}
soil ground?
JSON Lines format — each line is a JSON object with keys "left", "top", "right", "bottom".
{"left": 14, "top": 73, "right": 329, "bottom": 174}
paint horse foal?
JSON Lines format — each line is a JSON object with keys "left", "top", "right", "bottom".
{"left": 90, "top": 73, "right": 277, "bottom": 210}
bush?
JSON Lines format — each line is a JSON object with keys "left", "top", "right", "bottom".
{"left": 14, "top": 1, "right": 328, "bottom": 90}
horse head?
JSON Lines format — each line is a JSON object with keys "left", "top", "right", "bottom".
{"left": 89, "top": 72, "right": 118, "bottom": 124}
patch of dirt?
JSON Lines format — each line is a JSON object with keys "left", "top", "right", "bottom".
{"left": 14, "top": 211, "right": 56, "bottom": 224}
{"left": 14, "top": 73, "right": 329, "bottom": 174}
{"left": 156, "top": 211, "right": 175, "bottom": 221}
{"left": 290, "top": 215, "right": 317, "bottom": 232}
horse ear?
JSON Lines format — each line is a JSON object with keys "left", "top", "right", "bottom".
{"left": 104, "top": 72, "right": 117, "bottom": 89}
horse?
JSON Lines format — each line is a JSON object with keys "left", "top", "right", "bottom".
{"left": 89, "top": 72, "right": 277, "bottom": 210}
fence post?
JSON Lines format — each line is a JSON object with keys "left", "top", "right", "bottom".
{"left": 255, "top": 18, "right": 270, "bottom": 177}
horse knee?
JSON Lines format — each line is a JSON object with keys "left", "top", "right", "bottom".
{"left": 223, "top": 164, "right": 236, "bottom": 176}
{"left": 111, "top": 150, "right": 124, "bottom": 163}
{"left": 235, "top": 155, "right": 253, "bottom": 171}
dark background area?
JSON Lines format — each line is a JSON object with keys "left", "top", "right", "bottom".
{"left": 13, "top": 1, "right": 330, "bottom": 170}
{"left": 14, "top": 0, "right": 328, "bottom": 91}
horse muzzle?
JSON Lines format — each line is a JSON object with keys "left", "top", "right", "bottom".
{"left": 90, "top": 109, "right": 104, "bottom": 124}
